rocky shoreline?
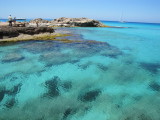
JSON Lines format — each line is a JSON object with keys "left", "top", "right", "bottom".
{"left": 0, "top": 26, "right": 54, "bottom": 39}
{"left": 28, "top": 17, "right": 107, "bottom": 27}
{"left": 0, "top": 17, "right": 126, "bottom": 43}
{"left": 0, "top": 17, "right": 109, "bottom": 41}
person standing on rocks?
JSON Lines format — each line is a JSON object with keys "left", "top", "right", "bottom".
{"left": 8, "top": 15, "right": 13, "bottom": 26}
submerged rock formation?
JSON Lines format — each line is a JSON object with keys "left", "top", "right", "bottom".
{"left": 0, "top": 26, "right": 54, "bottom": 39}
{"left": 2, "top": 53, "right": 25, "bottom": 63}
{"left": 78, "top": 89, "right": 101, "bottom": 102}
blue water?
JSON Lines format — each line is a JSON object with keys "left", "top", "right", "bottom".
{"left": 0, "top": 21, "right": 160, "bottom": 120}
{"left": 73, "top": 21, "right": 160, "bottom": 62}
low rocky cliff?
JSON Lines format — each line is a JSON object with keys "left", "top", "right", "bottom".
{"left": 0, "top": 27, "right": 54, "bottom": 39}
{"left": 29, "top": 18, "right": 50, "bottom": 23}
{"left": 29, "top": 17, "right": 106, "bottom": 27}
{"left": 51, "top": 17, "right": 105, "bottom": 27}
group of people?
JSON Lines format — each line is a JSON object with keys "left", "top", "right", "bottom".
{"left": 8, "top": 15, "right": 16, "bottom": 26}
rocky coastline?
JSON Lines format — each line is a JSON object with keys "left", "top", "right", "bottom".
{"left": 28, "top": 17, "right": 107, "bottom": 27}
{"left": 0, "top": 17, "right": 108, "bottom": 42}
{"left": 0, "top": 26, "right": 54, "bottom": 39}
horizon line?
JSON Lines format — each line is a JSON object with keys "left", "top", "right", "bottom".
{"left": 0, "top": 18, "right": 160, "bottom": 24}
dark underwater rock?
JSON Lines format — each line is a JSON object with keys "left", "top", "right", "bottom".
{"left": 0, "top": 90, "right": 5, "bottom": 102}
{"left": 44, "top": 76, "right": 60, "bottom": 98}
{"left": 9, "top": 76, "right": 18, "bottom": 81}
{"left": 149, "top": 82, "right": 160, "bottom": 91}
{"left": 133, "top": 96, "right": 142, "bottom": 101}
{"left": 138, "top": 114, "right": 152, "bottom": 120}
{"left": 0, "top": 83, "right": 22, "bottom": 102}
{"left": 97, "top": 64, "right": 108, "bottom": 71}
{"left": 1, "top": 53, "right": 24, "bottom": 63}
{"left": 63, "top": 108, "right": 75, "bottom": 120}
{"left": 5, "top": 98, "right": 16, "bottom": 108}
{"left": 140, "top": 62, "right": 160, "bottom": 74}
{"left": 72, "top": 41, "right": 122, "bottom": 59}
{"left": 62, "top": 81, "right": 72, "bottom": 91}
{"left": 2, "top": 72, "right": 24, "bottom": 82}
{"left": 22, "top": 39, "right": 123, "bottom": 67}
{"left": 78, "top": 62, "right": 92, "bottom": 70}
{"left": 124, "top": 113, "right": 152, "bottom": 120}
{"left": 6, "top": 83, "right": 22, "bottom": 95}
{"left": 73, "top": 41, "right": 105, "bottom": 52}
{"left": 22, "top": 41, "right": 56, "bottom": 54}
{"left": 69, "top": 59, "right": 80, "bottom": 64}
{"left": 101, "top": 47, "right": 123, "bottom": 58}
{"left": 78, "top": 89, "right": 101, "bottom": 102}
{"left": 38, "top": 40, "right": 123, "bottom": 66}
{"left": 39, "top": 51, "right": 72, "bottom": 66}
{"left": 68, "top": 41, "right": 110, "bottom": 58}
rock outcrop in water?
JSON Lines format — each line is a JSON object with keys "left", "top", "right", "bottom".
{"left": 78, "top": 89, "right": 101, "bottom": 102}
{"left": 51, "top": 17, "right": 106, "bottom": 27}
{"left": 29, "top": 18, "right": 50, "bottom": 23}
{"left": 2, "top": 53, "right": 25, "bottom": 63}
{"left": 28, "top": 17, "right": 107, "bottom": 27}
{"left": 0, "top": 26, "right": 54, "bottom": 38}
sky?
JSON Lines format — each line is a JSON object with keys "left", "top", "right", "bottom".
{"left": 0, "top": 0, "right": 160, "bottom": 23}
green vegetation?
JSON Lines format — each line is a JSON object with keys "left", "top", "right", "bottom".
{"left": 0, "top": 33, "right": 74, "bottom": 43}
{"left": 0, "top": 32, "right": 107, "bottom": 45}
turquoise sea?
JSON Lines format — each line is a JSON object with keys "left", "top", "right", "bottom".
{"left": 0, "top": 21, "right": 160, "bottom": 120}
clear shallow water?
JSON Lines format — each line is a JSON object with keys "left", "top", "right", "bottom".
{"left": 0, "top": 22, "right": 160, "bottom": 120}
